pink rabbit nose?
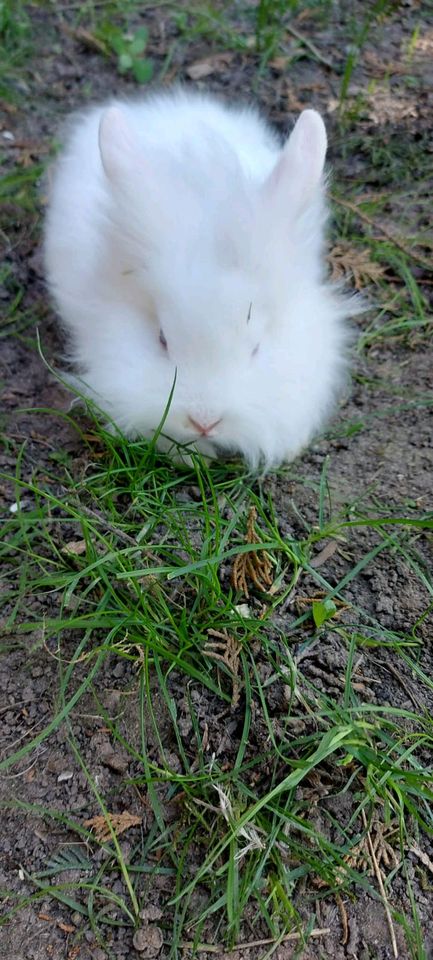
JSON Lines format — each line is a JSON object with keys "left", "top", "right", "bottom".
{"left": 188, "top": 415, "right": 222, "bottom": 437}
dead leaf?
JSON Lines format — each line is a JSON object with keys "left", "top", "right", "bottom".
{"left": 295, "top": 7, "right": 316, "bottom": 22}
{"left": 410, "top": 843, "right": 433, "bottom": 876}
{"left": 186, "top": 61, "right": 214, "bottom": 80}
{"left": 186, "top": 53, "right": 234, "bottom": 80}
{"left": 0, "top": 99, "right": 17, "bottom": 115}
{"left": 231, "top": 506, "right": 274, "bottom": 598}
{"left": 328, "top": 244, "right": 385, "bottom": 291}
{"left": 414, "top": 35, "right": 433, "bottom": 56}
{"left": 67, "top": 948, "right": 80, "bottom": 960}
{"left": 85, "top": 811, "right": 142, "bottom": 843}
{"left": 57, "top": 922, "right": 75, "bottom": 933}
{"left": 269, "top": 55, "right": 290, "bottom": 72}
{"left": 62, "top": 539, "right": 87, "bottom": 557}
{"left": 366, "top": 89, "right": 418, "bottom": 125}
{"left": 363, "top": 51, "right": 407, "bottom": 78}
{"left": 286, "top": 87, "right": 305, "bottom": 112}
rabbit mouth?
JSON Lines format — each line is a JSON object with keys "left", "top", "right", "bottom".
{"left": 187, "top": 415, "right": 223, "bottom": 438}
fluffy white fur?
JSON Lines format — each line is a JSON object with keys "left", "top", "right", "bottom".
{"left": 45, "top": 88, "right": 349, "bottom": 468}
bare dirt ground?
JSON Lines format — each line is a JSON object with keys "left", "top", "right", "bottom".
{"left": 1, "top": 2, "right": 433, "bottom": 959}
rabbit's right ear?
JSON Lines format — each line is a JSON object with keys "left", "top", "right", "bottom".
{"left": 263, "top": 110, "right": 327, "bottom": 218}
{"left": 98, "top": 107, "right": 140, "bottom": 182}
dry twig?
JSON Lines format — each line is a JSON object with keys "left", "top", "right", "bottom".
{"left": 180, "top": 927, "right": 331, "bottom": 953}
{"left": 285, "top": 23, "right": 336, "bottom": 70}
{"left": 330, "top": 195, "right": 432, "bottom": 271}
{"left": 78, "top": 503, "right": 137, "bottom": 547}
{"left": 371, "top": 655, "right": 423, "bottom": 712}
{"left": 66, "top": 26, "right": 109, "bottom": 55}
{"left": 335, "top": 892, "right": 349, "bottom": 946}
{"left": 295, "top": 591, "right": 350, "bottom": 618}
{"left": 314, "top": 811, "right": 399, "bottom": 950}
{"left": 361, "top": 809, "right": 399, "bottom": 959}
{"left": 231, "top": 507, "right": 274, "bottom": 598}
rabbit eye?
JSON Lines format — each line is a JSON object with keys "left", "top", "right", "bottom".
{"left": 159, "top": 329, "right": 168, "bottom": 351}
{"left": 252, "top": 343, "right": 260, "bottom": 357}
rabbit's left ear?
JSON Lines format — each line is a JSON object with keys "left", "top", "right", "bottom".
{"left": 263, "top": 110, "right": 327, "bottom": 215}
{"left": 99, "top": 107, "right": 141, "bottom": 182}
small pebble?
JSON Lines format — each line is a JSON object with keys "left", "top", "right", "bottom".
{"left": 101, "top": 751, "right": 129, "bottom": 774}
{"left": 112, "top": 661, "right": 125, "bottom": 678}
{"left": 133, "top": 924, "right": 163, "bottom": 956}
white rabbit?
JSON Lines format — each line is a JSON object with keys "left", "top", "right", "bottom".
{"left": 44, "top": 88, "right": 349, "bottom": 468}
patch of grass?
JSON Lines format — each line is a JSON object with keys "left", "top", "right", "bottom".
{"left": 173, "top": 3, "right": 252, "bottom": 53}
{"left": 0, "top": 264, "right": 48, "bottom": 340}
{"left": 1, "top": 402, "right": 432, "bottom": 953}
{"left": 0, "top": 0, "right": 29, "bottom": 42}
{"left": 0, "top": 0, "right": 32, "bottom": 100}
{"left": 255, "top": 0, "right": 295, "bottom": 57}
{"left": 339, "top": 0, "right": 397, "bottom": 105}
{"left": 95, "top": 22, "right": 153, "bottom": 83}
{"left": 330, "top": 127, "right": 433, "bottom": 349}
{"left": 1, "top": 162, "right": 45, "bottom": 212}
{"left": 172, "top": 0, "right": 339, "bottom": 72}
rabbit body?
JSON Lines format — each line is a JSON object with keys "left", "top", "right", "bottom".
{"left": 45, "top": 88, "right": 348, "bottom": 467}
